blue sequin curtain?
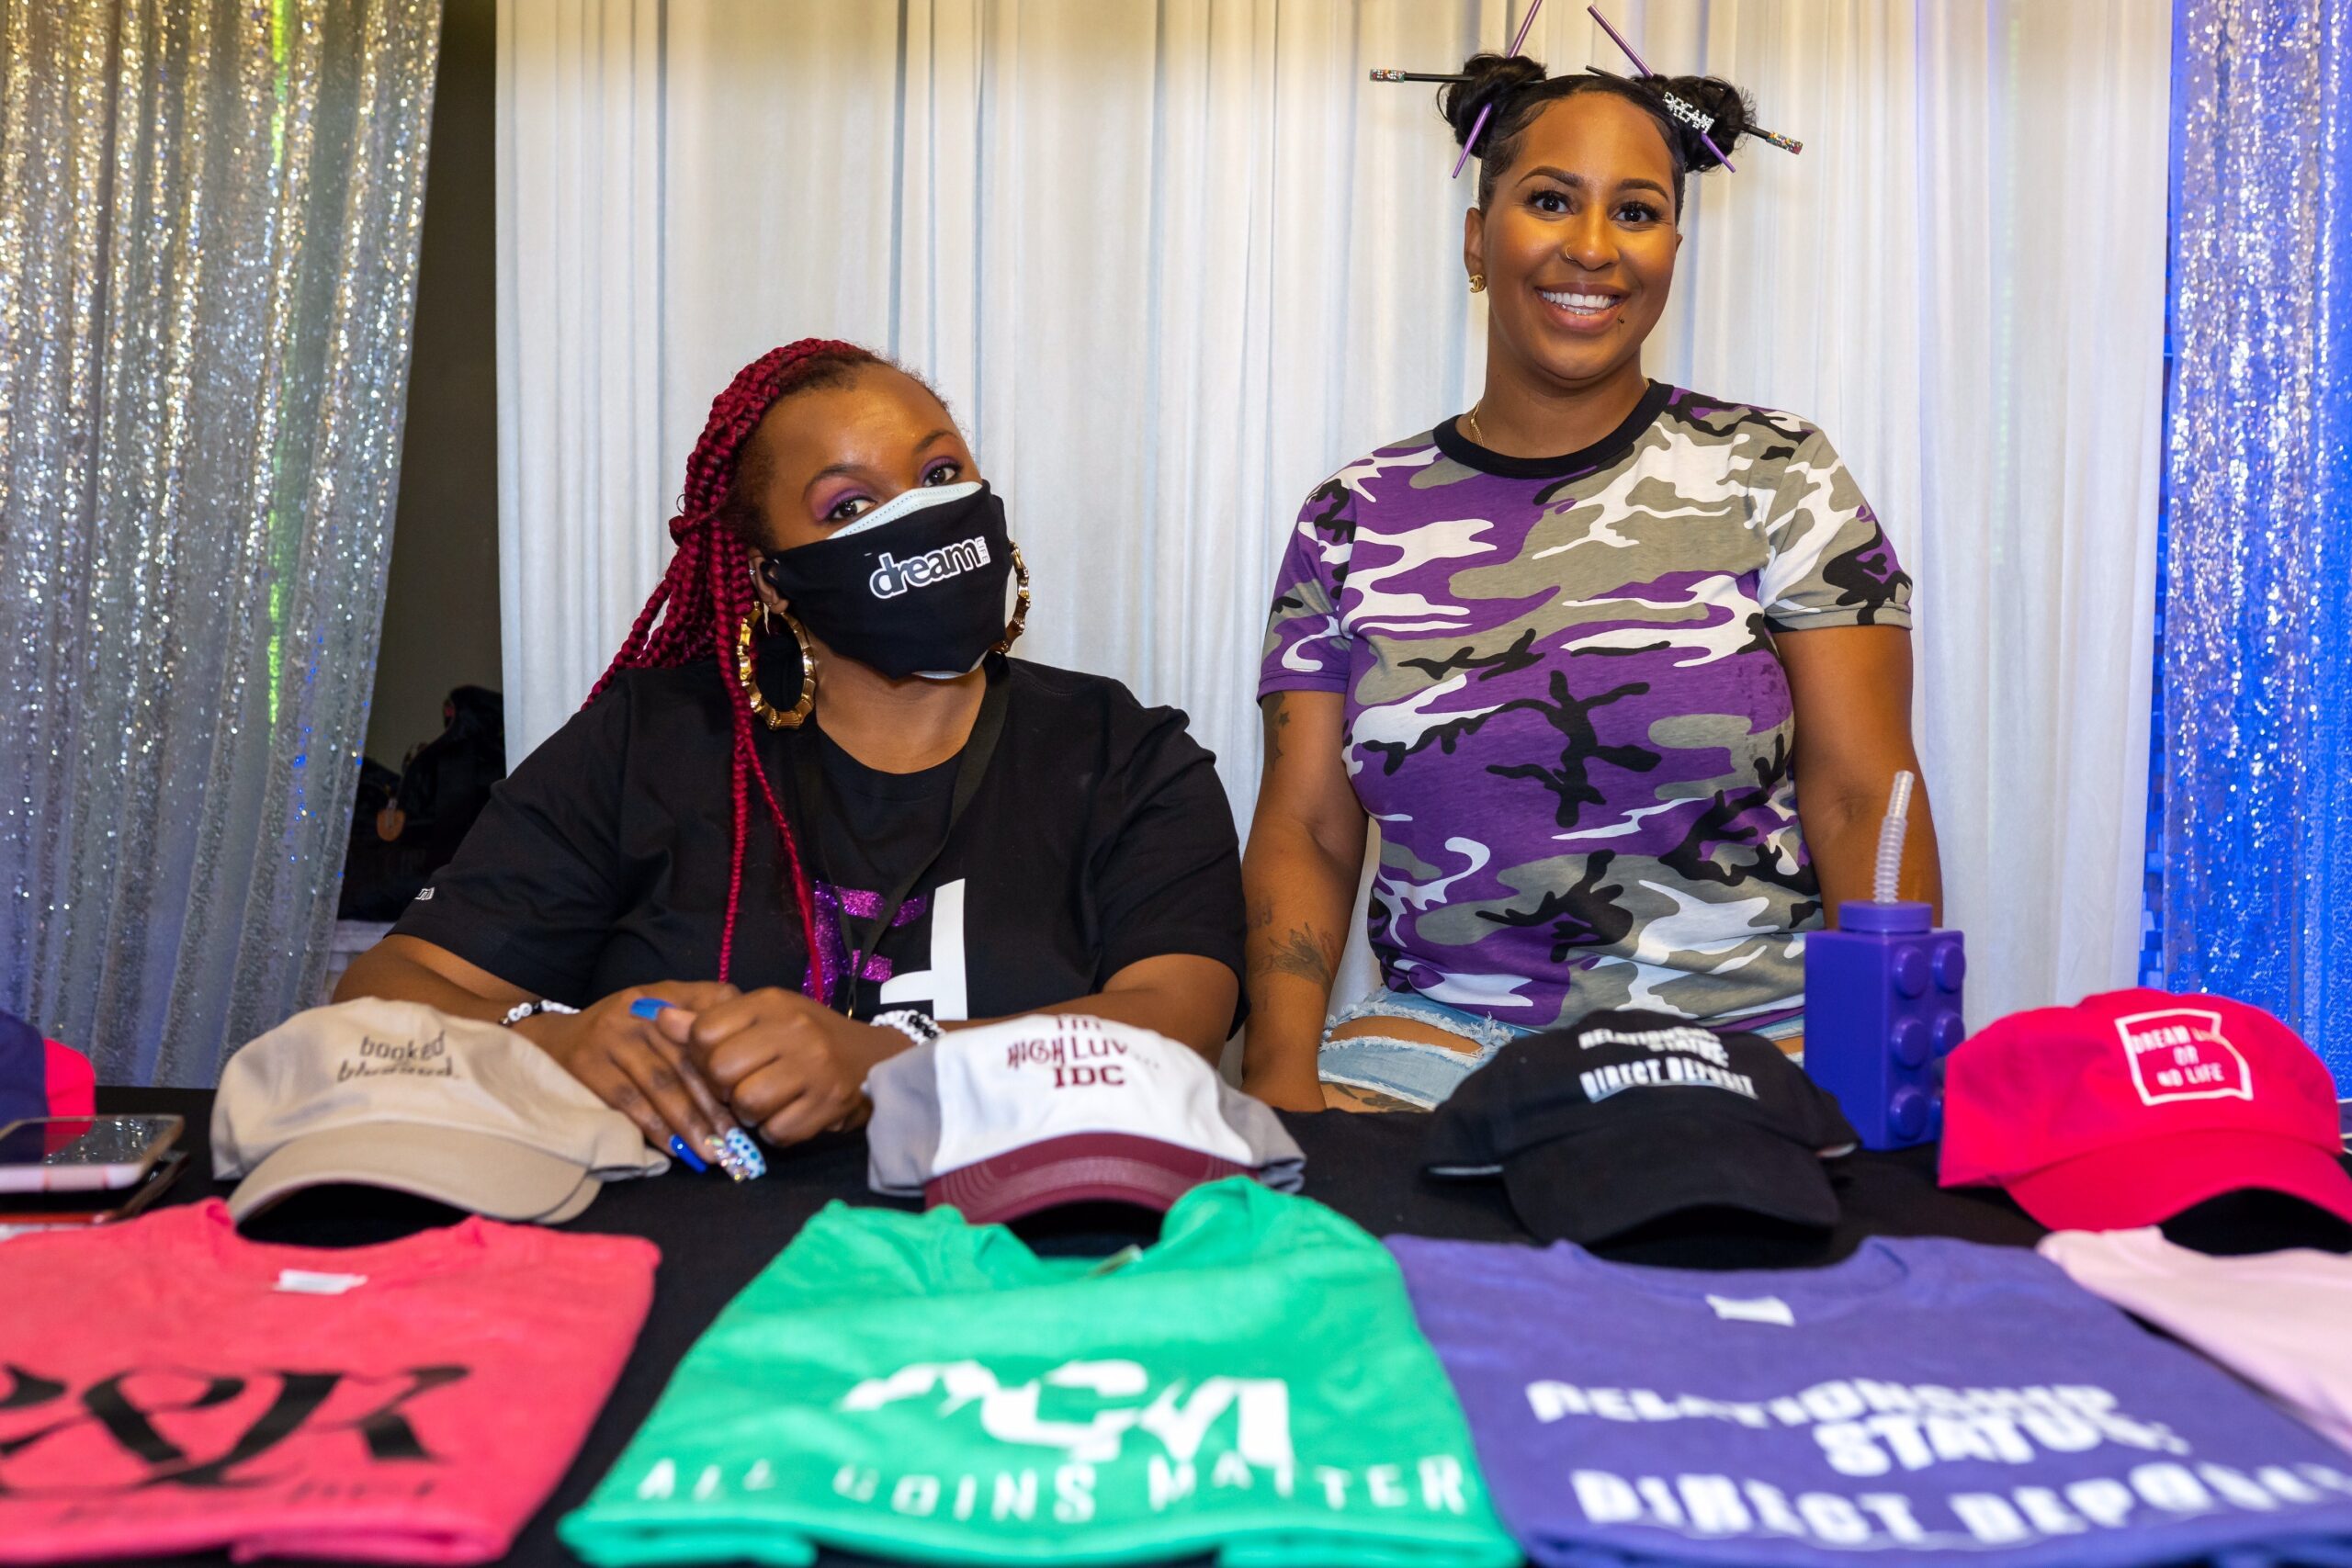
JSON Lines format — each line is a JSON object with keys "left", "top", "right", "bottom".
{"left": 2165, "top": 0, "right": 2352, "bottom": 1082}
{"left": 0, "top": 0, "right": 442, "bottom": 1083}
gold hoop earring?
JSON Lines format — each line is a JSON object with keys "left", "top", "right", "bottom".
{"left": 1468, "top": 273, "right": 1487, "bottom": 293}
{"left": 990, "top": 547, "right": 1032, "bottom": 655}
{"left": 737, "top": 608, "right": 816, "bottom": 728}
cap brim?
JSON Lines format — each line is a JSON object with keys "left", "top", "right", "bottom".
{"left": 226, "top": 1122, "right": 599, "bottom": 1225}
{"left": 2005, "top": 1126, "right": 2352, "bottom": 1232}
{"left": 926, "top": 1133, "right": 1249, "bottom": 1224}
{"left": 1501, "top": 1113, "right": 1840, "bottom": 1245}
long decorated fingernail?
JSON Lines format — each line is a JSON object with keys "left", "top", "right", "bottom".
{"left": 629, "top": 997, "right": 672, "bottom": 1021}
{"left": 715, "top": 1127, "right": 766, "bottom": 1182}
{"left": 667, "top": 1135, "right": 709, "bottom": 1174}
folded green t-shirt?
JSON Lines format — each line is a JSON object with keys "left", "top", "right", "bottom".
{"left": 561, "top": 1179, "right": 1518, "bottom": 1567}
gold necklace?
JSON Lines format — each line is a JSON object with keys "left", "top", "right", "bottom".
{"left": 1465, "top": 401, "right": 1487, "bottom": 445}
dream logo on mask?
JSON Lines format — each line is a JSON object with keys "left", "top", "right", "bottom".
{"left": 869, "top": 536, "right": 993, "bottom": 600}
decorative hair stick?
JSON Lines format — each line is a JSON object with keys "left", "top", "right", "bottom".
{"left": 1453, "top": 0, "right": 1549, "bottom": 178}
{"left": 1585, "top": 5, "right": 1734, "bottom": 171}
{"left": 1369, "top": 69, "right": 1474, "bottom": 83}
{"left": 1588, "top": 60, "right": 1803, "bottom": 158}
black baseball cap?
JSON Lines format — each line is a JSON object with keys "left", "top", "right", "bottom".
{"left": 1426, "top": 1009, "right": 1858, "bottom": 1244}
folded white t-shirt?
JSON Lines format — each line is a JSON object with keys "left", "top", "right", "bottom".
{"left": 2040, "top": 1226, "right": 2352, "bottom": 1452}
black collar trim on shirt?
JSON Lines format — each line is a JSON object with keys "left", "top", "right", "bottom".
{"left": 1432, "top": 380, "right": 1674, "bottom": 479}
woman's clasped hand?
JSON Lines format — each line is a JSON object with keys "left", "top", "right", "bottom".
{"left": 511, "top": 981, "right": 894, "bottom": 1153}
{"left": 504, "top": 983, "right": 742, "bottom": 1155}
{"left": 652, "top": 987, "right": 893, "bottom": 1146}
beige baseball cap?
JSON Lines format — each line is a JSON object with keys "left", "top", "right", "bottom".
{"left": 211, "top": 999, "right": 666, "bottom": 1224}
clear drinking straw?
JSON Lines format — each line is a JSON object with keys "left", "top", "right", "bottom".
{"left": 1872, "top": 771, "right": 1916, "bottom": 905}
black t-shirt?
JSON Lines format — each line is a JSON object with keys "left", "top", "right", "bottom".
{"left": 392, "top": 657, "right": 1245, "bottom": 1021}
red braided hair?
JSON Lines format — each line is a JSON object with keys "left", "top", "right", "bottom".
{"left": 591, "top": 339, "right": 884, "bottom": 999}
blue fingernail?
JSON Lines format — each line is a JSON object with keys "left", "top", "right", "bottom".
{"left": 630, "top": 998, "right": 672, "bottom": 1021}
{"left": 667, "top": 1134, "right": 709, "bottom": 1173}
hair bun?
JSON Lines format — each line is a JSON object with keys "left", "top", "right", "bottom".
{"left": 1439, "top": 51, "right": 1548, "bottom": 152}
{"left": 1653, "top": 74, "right": 1756, "bottom": 170}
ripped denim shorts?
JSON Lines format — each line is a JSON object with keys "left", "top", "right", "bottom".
{"left": 1316, "top": 989, "right": 1534, "bottom": 1111}
{"left": 1317, "top": 988, "right": 1807, "bottom": 1111}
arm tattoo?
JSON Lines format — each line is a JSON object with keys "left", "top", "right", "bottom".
{"left": 1261, "top": 696, "right": 1293, "bottom": 765}
{"left": 1250, "top": 923, "right": 1339, "bottom": 987}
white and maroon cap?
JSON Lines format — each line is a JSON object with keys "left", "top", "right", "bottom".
{"left": 865, "top": 1014, "right": 1305, "bottom": 1222}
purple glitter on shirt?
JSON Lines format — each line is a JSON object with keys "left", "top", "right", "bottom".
{"left": 813, "top": 884, "right": 933, "bottom": 985}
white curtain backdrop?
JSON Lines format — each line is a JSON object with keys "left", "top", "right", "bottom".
{"left": 497, "top": 0, "right": 2168, "bottom": 1026}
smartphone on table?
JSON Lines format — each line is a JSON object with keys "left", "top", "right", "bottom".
{"left": 0, "top": 1114, "right": 183, "bottom": 1193}
{"left": 0, "top": 1151, "right": 187, "bottom": 1232}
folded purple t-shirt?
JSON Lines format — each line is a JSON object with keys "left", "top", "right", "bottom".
{"left": 1390, "top": 1233, "right": 2352, "bottom": 1567}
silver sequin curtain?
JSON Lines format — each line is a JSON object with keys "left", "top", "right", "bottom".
{"left": 0, "top": 0, "right": 441, "bottom": 1084}
{"left": 2165, "top": 0, "right": 2352, "bottom": 1080}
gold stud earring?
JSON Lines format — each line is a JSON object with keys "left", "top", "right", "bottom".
{"left": 1468, "top": 274, "right": 1487, "bottom": 293}
{"left": 749, "top": 561, "right": 773, "bottom": 634}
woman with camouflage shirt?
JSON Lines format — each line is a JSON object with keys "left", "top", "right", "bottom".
{"left": 1241, "top": 59, "right": 1942, "bottom": 1112}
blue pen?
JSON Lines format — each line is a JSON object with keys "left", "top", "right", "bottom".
{"left": 666, "top": 1134, "right": 709, "bottom": 1173}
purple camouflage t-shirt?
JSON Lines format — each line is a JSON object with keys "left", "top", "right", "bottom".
{"left": 1389, "top": 1233, "right": 2352, "bottom": 1567}
{"left": 1260, "top": 383, "right": 1912, "bottom": 1032}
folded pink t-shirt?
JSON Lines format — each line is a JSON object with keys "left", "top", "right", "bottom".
{"left": 2040, "top": 1226, "right": 2352, "bottom": 1452}
{"left": 0, "top": 1199, "right": 657, "bottom": 1562}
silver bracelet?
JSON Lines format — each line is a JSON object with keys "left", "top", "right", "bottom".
{"left": 869, "top": 1009, "right": 943, "bottom": 1047}
{"left": 501, "top": 998, "right": 580, "bottom": 1027}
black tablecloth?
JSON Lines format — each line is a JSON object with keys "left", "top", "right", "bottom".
{"left": 86, "top": 1087, "right": 2067, "bottom": 1568}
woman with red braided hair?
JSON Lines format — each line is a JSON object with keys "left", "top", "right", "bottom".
{"left": 339, "top": 342, "right": 1245, "bottom": 1165}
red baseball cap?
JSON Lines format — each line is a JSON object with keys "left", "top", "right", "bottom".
{"left": 1939, "top": 988, "right": 2352, "bottom": 1230}
{"left": 45, "top": 1040, "right": 95, "bottom": 1119}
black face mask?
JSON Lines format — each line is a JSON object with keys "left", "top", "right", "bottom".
{"left": 759, "top": 480, "right": 1017, "bottom": 680}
